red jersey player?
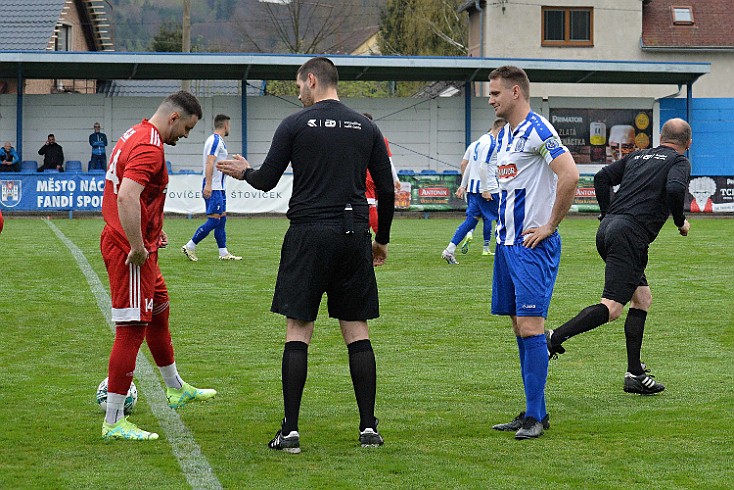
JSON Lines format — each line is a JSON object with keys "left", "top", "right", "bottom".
{"left": 363, "top": 113, "right": 400, "bottom": 233}
{"left": 99, "top": 91, "right": 217, "bottom": 441}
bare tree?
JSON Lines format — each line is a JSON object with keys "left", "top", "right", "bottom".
{"left": 240, "top": 0, "right": 360, "bottom": 54}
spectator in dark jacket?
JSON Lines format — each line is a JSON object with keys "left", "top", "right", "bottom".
{"left": 89, "top": 122, "right": 108, "bottom": 170}
{"left": 38, "top": 134, "right": 64, "bottom": 172}
{"left": 0, "top": 141, "right": 20, "bottom": 172}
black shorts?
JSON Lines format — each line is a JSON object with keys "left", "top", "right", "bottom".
{"left": 596, "top": 215, "right": 649, "bottom": 304}
{"left": 271, "top": 223, "right": 379, "bottom": 322}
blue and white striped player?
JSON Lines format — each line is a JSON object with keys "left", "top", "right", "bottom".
{"left": 182, "top": 114, "right": 242, "bottom": 261}
{"left": 441, "top": 117, "right": 505, "bottom": 264}
{"left": 487, "top": 66, "right": 579, "bottom": 439}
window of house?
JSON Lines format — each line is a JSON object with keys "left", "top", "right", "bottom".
{"left": 672, "top": 6, "right": 694, "bottom": 25}
{"left": 55, "top": 24, "right": 71, "bottom": 51}
{"left": 542, "top": 7, "right": 593, "bottom": 47}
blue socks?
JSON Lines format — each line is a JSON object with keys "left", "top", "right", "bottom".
{"left": 483, "top": 219, "right": 493, "bottom": 244}
{"left": 519, "top": 334, "right": 548, "bottom": 422}
{"left": 451, "top": 216, "right": 479, "bottom": 245}
{"left": 214, "top": 215, "right": 227, "bottom": 248}
{"left": 191, "top": 217, "right": 220, "bottom": 245}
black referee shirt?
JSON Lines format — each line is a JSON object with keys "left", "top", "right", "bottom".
{"left": 244, "top": 99, "right": 395, "bottom": 244}
{"left": 595, "top": 145, "right": 690, "bottom": 242}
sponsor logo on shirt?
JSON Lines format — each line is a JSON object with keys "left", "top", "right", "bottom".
{"left": 633, "top": 153, "right": 667, "bottom": 162}
{"left": 306, "top": 119, "right": 363, "bottom": 130}
{"left": 497, "top": 164, "right": 518, "bottom": 179}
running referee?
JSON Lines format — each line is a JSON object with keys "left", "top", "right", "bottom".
{"left": 218, "top": 57, "right": 394, "bottom": 452}
{"left": 547, "top": 117, "right": 692, "bottom": 395}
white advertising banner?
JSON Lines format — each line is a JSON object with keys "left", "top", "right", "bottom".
{"left": 164, "top": 173, "right": 292, "bottom": 214}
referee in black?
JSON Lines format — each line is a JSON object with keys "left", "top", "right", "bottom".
{"left": 546, "top": 117, "right": 692, "bottom": 395}
{"left": 218, "top": 57, "right": 394, "bottom": 452}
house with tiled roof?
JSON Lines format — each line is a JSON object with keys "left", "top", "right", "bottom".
{"left": 0, "top": 0, "right": 113, "bottom": 95}
{"left": 459, "top": 0, "right": 733, "bottom": 98}
{"left": 460, "top": 0, "right": 733, "bottom": 197}
{"left": 332, "top": 25, "right": 381, "bottom": 56}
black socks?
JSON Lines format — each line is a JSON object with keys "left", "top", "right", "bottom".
{"left": 348, "top": 339, "right": 377, "bottom": 432}
{"left": 553, "top": 303, "right": 610, "bottom": 345}
{"left": 280, "top": 339, "right": 377, "bottom": 434}
{"left": 281, "top": 341, "right": 308, "bottom": 434}
{"left": 624, "top": 308, "right": 648, "bottom": 375}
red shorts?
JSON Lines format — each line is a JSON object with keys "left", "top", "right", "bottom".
{"left": 369, "top": 204, "right": 378, "bottom": 234}
{"left": 101, "top": 229, "right": 169, "bottom": 323}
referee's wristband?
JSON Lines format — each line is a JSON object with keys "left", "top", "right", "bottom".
{"left": 241, "top": 167, "right": 252, "bottom": 181}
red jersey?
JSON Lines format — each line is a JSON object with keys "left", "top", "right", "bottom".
{"left": 102, "top": 119, "right": 168, "bottom": 251}
{"left": 366, "top": 137, "right": 392, "bottom": 201}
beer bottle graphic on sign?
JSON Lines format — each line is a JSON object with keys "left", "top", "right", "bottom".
{"left": 590, "top": 121, "right": 606, "bottom": 162}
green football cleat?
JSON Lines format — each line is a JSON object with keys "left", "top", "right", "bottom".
{"left": 459, "top": 232, "right": 473, "bottom": 254}
{"left": 166, "top": 382, "right": 217, "bottom": 409}
{"left": 102, "top": 417, "right": 159, "bottom": 441}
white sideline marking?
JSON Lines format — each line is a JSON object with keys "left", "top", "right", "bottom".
{"left": 47, "top": 220, "right": 223, "bottom": 490}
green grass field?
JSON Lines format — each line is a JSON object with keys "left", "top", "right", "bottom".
{"left": 0, "top": 214, "right": 732, "bottom": 489}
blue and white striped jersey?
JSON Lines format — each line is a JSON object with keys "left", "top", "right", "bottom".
{"left": 495, "top": 111, "right": 569, "bottom": 245}
{"left": 202, "top": 133, "right": 228, "bottom": 191}
{"left": 461, "top": 132, "right": 499, "bottom": 194}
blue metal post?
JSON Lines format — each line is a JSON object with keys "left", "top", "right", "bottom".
{"left": 687, "top": 82, "right": 693, "bottom": 161}
{"left": 16, "top": 69, "right": 23, "bottom": 158}
{"left": 241, "top": 82, "right": 248, "bottom": 158}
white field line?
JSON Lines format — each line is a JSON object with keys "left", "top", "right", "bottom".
{"left": 46, "top": 220, "right": 222, "bottom": 490}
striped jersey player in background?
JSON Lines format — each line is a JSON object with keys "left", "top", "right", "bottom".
{"left": 441, "top": 116, "right": 505, "bottom": 264}
{"left": 487, "top": 66, "right": 579, "bottom": 440}
{"left": 182, "top": 114, "right": 242, "bottom": 261}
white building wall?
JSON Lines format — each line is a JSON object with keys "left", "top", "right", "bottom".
{"left": 3, "top": 92, "right": 671, "bottom": 175}
{"left": 1, "top": 94, "right": 503, "bottom": 173}
{"left": 485, "top": 0, "right": 643, "bottom": 59}
{"left": 470, "top": 0, "right": 729, "bottom": 98}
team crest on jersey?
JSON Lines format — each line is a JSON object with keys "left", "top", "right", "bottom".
{"left": 514, "top": 137, "right": 526, "bottom": 152}
{"left": 497, "top": 164, "right": 518, "bottom": 180}
{"left": 0, "top": 180, "right": 21, "bottom": 208}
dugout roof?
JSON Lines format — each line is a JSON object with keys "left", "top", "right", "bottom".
{"left": 0, "top": 51, "right": 710, "bottom": 86}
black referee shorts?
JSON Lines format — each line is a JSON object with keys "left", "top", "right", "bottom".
{"left": 271, "top": 223, "right": 379, "bottom": 322}
{"left": 596, "top": 215, "right": 649, "bottom": 305}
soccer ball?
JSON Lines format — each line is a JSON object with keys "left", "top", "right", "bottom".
{"left": 96, "top": 377, "right": 138, "bottom": 415}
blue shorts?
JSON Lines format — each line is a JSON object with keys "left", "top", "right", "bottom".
{"left": 491, "top": 231, "right": 561, "bottom": 318}
{"left": 204, "top": 189, "right": 226, "bottom": 215}
{"left": 466, "top": 192, "right": 499, "bottom": 222}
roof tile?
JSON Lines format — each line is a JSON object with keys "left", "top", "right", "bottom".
{"left": 0, "top": 0, "right": 66, "bottom": 50}
{"left": 642, "top": 0, "right": 734, "bottom": 48}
